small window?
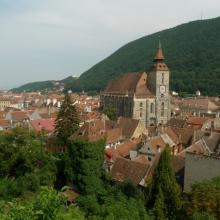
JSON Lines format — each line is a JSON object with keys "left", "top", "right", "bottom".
{"left": 140, "top": 112, "right": 142, "bottom": 117}
{"left": 140, "top": 102, "right": 143, "bottom": 107}
{"left": 150, "top": 103, "right": 154, "bottom": 114}
{"left": 162, "top": 73, "right": 164, "bottom": 84}
{"left": 161, "top": 102, "right": 165, "bottom": 117}
{"left": 148, "top": 157, "right": 152, "bottom": 161}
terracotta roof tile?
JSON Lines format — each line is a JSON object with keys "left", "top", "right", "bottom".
{"left": 110, "top": 157, "right": 150, "bottom": 185}
{"left": 172, "top": 155, "right": 185, "bottom": 173}
{"left": 71, "top": 120, "right": 106, "bottom": 142}
{"left": 0, "top": 112, "right": 6, "bottom": 119}
{"left": 106, "top": 128, "right": 123, "bottom": 144}
{"left": 186, "top": 117, "right": 209, "bottom": 127}
{"left": 40, "top": 112, "right": 57, "bottom": 119}
{"left": 116, "top": 117, "right": 139, "bottom": 139}
{"left": 105, "top": 72, "right": 142, "bottom": 94}
{"left": 105, "top": 148, "right": 121, "bottom": 160}
{"left": 167, "top": 118, "right": 186, "bottom": 128}
{"left": 11, "top": 111, "right": 29, "bottom": 121}
{"left": 116, "top": 140, "right": 137, "bottom": 157}
{"left": 0, "top": 119, "right": 11, "bottom": 128}
{"left": 132, "top": 155, "right": 151, "bottom": 165}
{"left": 150, "top": 136, "right": 166, "bottom": 151}
{"left": 31, "top": 118, "right": 55, "bottom": 133}
{"left": 174, "top": 127, "right": 194, "bottom": 146}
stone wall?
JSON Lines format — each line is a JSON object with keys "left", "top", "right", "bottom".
{"left": 101, "top": 94, "right": 133, "bottom": 118}
{"left": 184, "top": 152, "right": 220, "bottom": 193}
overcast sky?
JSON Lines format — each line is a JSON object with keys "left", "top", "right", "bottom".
{"left": 0, "top": 0, "right": 219, "bottom": 89}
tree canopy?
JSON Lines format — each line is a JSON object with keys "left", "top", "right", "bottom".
{"left": 0, "top": 128, "right": 56, "bottom": 199}
{"left": 148, "top": 145, "right": 182, "bottom": 219}
{"left": 55, "top": 94, "right": 79, "bottom": 145}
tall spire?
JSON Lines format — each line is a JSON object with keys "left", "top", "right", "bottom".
{"left": 154, "top": 40, "right": 165, "bottom": 62}
{"left": 158, "top": 39, "right": 162, "bottom": 49}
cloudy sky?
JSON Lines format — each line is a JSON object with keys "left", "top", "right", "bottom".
{"left": 0, "top": 0, "right": 219, "bottom": 89}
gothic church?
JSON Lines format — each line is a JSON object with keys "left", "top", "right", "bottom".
{"left": 101, "top": 42, "right": 171, "bottom": 127}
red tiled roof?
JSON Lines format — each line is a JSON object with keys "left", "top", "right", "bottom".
{"left": 106, "top": 128, "right": 123, "bottom": 144}
{"left": 132, "top": 155, "right": 151, "bottom": 165}
{"left": 11, "top": 111, "right": 29, "bottom": 120}
{"left": 116, "top": 117, "right": 139, "bottom": 139}
{"left": 0, "top": 112, "right": 6, "bottom": 119}
{"left": 105, "top": 148, "right": 121, "bottom": 160}
{"left": 40, "top": 112, "right": 57, "bottom": 119}
{"left": 105, "top": 72, "right": 142, "bottom": 94}
{"left": 186, "top": 117, "right": 209, "bottom": 126}
{"left": 0, "top": 119, "right": 11, "bottom": 128}
{"left": 116, "top": 140, "right": 137, "bottom": 157}
{"left": 71, "top": 120, "right": 106, "bottom": 142}
{"left": 81, "top": 111, "right": 102, "bottom": 122}
{"left": 164, "top": 127, "right": 179, "bottom": 144}
{"left": 110, "top": 157, "right": 150, "bottom": 185}
{"left": 181, "top": 97, "right": 219, "bottom": 111}
{"left": 31, "top": 118, "right": 55, "bottom": 133}
{"left": 150, "top": 136, "right": 166, "bottom": 152}
{"left": 105, "top": 140, "right": 137, "bottom": 159}
{"left": 104, "top": 72, "right": 154, "bottom": 98}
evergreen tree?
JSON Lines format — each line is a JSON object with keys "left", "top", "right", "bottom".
{"left": 153, "top": 187, "right": 167, "bottom": 220}
{"left": 68, "top": 139, "right": 106, "bottom": 195}
{"left": 55, "top": 94, "right": 79, "bottom": 145}
{"left": 148, "top": 145, "right": 181, "bottom": 220}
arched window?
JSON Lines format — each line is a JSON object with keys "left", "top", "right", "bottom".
{"left": 140, "top": 102, "right": 143, "bottom": 107}
{"left": 161, "top": 102, "right": 165, "bottom": 117}
{"left": 150, "top": 103, "right": 154, "bottom": 114}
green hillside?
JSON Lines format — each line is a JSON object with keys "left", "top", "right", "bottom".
{"left": 67, "top": 16, "right": 220, "bottom": 96}
{"left": 12, "top": 76, "right": 77, "bottom": 92}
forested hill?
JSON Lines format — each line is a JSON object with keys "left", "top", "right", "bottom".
{"left": 12, "top": 76, "right": 77, "bottom": 92}
{"left": 67, "top": 16, "right": 220, "bottom": 96}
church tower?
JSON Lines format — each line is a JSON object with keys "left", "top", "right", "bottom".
{"left": 148, "top": 41, "right": 171, "bottom": 125}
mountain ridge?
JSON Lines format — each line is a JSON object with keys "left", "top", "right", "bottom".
{"left": 14, "top": 16, "right": 220, "bottom": 95}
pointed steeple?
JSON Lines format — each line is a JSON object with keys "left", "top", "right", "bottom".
{"left": 154, "top": 40, "right": 165, "bottom": 62}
